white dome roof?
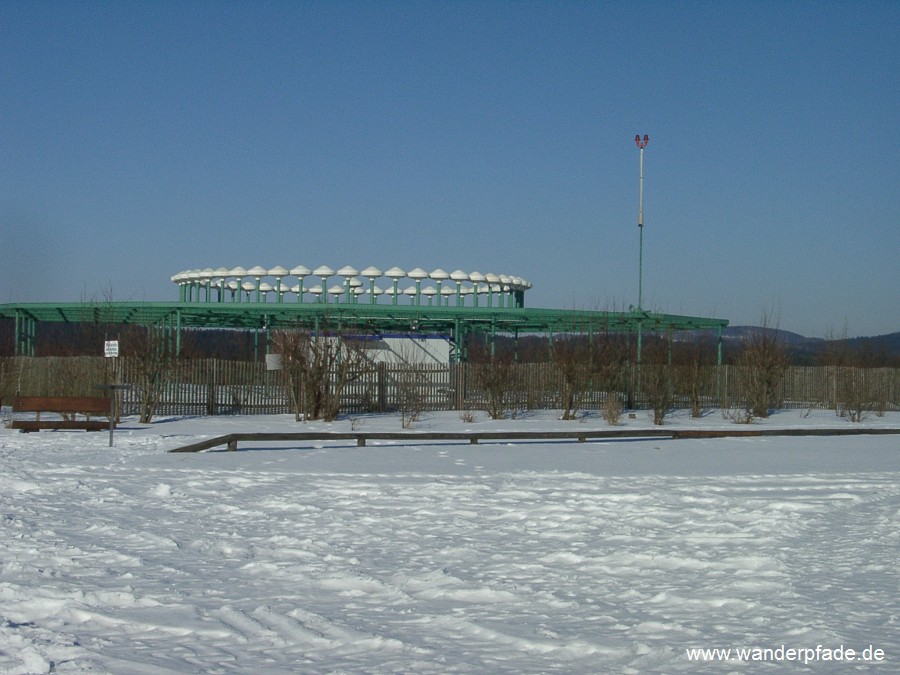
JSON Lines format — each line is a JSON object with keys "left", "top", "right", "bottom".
{"left": 173, "top": 262, "right": 532, "bottom": 299}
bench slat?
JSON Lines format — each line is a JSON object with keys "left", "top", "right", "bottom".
{"left": 10, "top": 420, "right": 110, "bottom": 432}
{"left": 13, "top": 396, "right": 111, "bottom": 414}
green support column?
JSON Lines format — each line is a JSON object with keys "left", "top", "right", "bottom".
{"left": 16, "top": 313, "right": 36, "bottom": 356}
{"left": 175, "top": 309, "right": 182, "bottom": 356}
{"left": 490, "top": 319, "right": 496, "bottom": 359}
{"left": 716, "top": 324, "right": 724, "bottom": 402}
{"left": 13, "top": 311, "right": 20, "bottom": 355}
{"left": 717, "top": 325, "right": 723, "bottom": 366}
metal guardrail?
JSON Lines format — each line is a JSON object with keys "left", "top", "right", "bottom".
{"left": 168, "top": 427, "right": 900, "bottom": 453}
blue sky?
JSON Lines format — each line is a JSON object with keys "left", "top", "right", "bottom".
{"left": 2, "top": 0, "right": 897, "bottom": 337}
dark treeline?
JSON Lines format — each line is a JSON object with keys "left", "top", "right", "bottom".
{"left": 1, "top": 318, "right": 898, "bottom": 367}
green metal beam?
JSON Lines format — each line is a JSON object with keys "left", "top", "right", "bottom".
{"left": 1, "top": 301, "right": 729, "bottom": 357}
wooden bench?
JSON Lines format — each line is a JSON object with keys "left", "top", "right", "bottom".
{"left": 9, "top": 396, "right": 112, "bottom": 433}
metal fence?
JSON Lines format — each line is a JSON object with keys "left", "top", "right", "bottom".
{"left": 2, "top": 356, "right": 898, "bottom": 417}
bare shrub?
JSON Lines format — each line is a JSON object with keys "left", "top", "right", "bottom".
{"left": 468, "top": 339, "right": 517, "bottom": 420}
{"left": 821, "top": 325, "right": 884, "bottom": 423}
{"left": 271, "top": 327, "right": 371, "bottom": 422}
{"left": 602, "top": 393, "right": 623, "bottom": 425}
{"left": 459, "top": 409, "right": 477, "bottom": 423}
{"left": 395, "top": 363, "right": 429, "bottom": 429}
{"left": 391, "top": 342, "right": 431, "bottom": 429}
{"left": 596, "top": 335, "right": 630, "bottom": 415}
{"left": 837, "top": 374, "right": 864, "bottom": 422}
{"left": 735, "top": 314, "right": 789, "bottom": 419}
{"left": 641, "top": 334, "right": 674, "bottom": 425}
{"left": 551, "top": 335, "right": 596, "bottom": 421}
{"left": 549, "top": 327, "right": 630, "bottom": 421}
{"left": 120, "top": 325, "right": 182, "bottom": 424}
{"left": 834, "top": 367, "right": 879, "bottom": 423}
{"left": 725, "top": 405, "right": 754, "bottom": 424}
{"left": 0, "top": 356, "right": 14, "bottom": 408}
{"left": 271, "top": 329, "right": 309, "bottom": 421}
{"left": 672, "top": 333, "right": 717, "bottom": 418}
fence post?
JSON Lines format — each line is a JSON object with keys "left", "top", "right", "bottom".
{"left": 206, "top": 360, "right": 217, "bottom": 415}
{"left": 377, "top": 362, "right": 386, "bottom": 413}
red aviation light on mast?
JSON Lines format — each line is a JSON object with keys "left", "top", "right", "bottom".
{"left": 635, "top": 134, "right": 649, "bottom": 149}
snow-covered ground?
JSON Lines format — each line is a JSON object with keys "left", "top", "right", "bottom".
{"left": 1, "top": 408, "right": 898, "bottom": 674}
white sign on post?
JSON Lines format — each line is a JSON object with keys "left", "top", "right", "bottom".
{"left": 104, "top": 340, "right": 119, "bottom": 358}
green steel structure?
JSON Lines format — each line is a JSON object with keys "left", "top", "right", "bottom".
{"left": 1, "top": 300, "right": 729, "bottom": 362}
{"left": 0, "top": 260, "right": 727, "bottom": 360}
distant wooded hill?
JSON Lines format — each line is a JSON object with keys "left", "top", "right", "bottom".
{"left": 718, "top": 327, "right": 900, "bottom": 366}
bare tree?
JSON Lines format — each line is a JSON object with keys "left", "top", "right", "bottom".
{"left": 468, "top": 339, "right": 517, "bottom": 420}
{"left": 0, "top": 356, "right": 14, "bottom": 408}
{"left": 672, "top": 332, "right": 717, "bottom": 418}
{"left": 120, "top": 324, "right": 182, "bottom": 424}
{"left": 735, "top": 313, "right": 789, "bottom": 419}
{"left": 551, "top": 335, "right": 595, "bottom": 420}
{"left": 271, "top": 329, "right": 309, "bottom": 421}
{"left": 836, "top": 366, "right": 877, "bottom": 422}
{"left": 271, "top": 327, "right": 372, "bottom": 422}
{"left": 390, "top": 339, "right": 431, "bottom": 428}
{"left": 596, "top": 334, "right": 630, "bottom": 417}
{"left": 641, "top": 333, "right": 674, "bottom": 425}
{"left": 822, "top": 324, "right": 882, "bottom": 422}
